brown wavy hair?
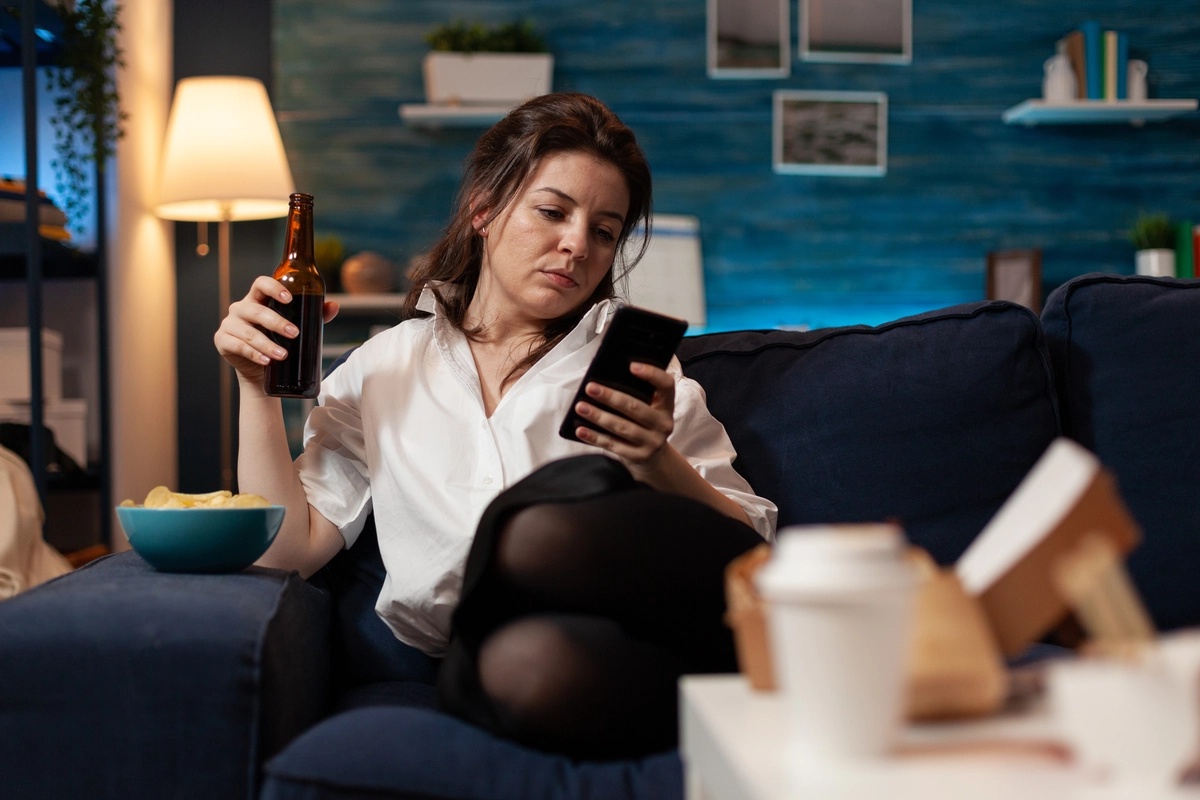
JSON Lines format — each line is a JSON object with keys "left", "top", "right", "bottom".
{"left": 403, "top": 92, "right": 653, "bottom": 380}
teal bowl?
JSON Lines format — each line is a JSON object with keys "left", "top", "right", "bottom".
{"left": 115, "top": 505, "right": 285, "bottom": 573}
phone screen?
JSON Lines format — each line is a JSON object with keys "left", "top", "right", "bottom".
{"left": 559, "top": 305, "right": 688, "bottom": 442}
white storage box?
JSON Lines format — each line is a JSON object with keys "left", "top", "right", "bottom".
{"left": 624, "top": 215, "right": 707, "bottom": 328}
{"left": 0, "top": 328, "right": 63, "bottom": 401}
{"left": 0, "top": 398, "right": 87, "bottom": 468}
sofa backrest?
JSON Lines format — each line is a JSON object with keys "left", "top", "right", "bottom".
{"left": 677, "top": 301, "right": 1061, "bottom": 566}
{"left": 1042, "top": 273, "right": 1200, "bottom": 631}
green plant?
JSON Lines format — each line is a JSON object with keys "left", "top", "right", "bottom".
{"left": 424, "top": 19, "right": 546, "bottom": 53}
{"left": 1129, "top": 212, "right": 1176, "bottom": 251}
{"left": 46, "top": 0, "right": 127, "bottom": 233}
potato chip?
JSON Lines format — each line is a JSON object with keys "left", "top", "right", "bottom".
{"left": 134, "top": 486, "right": 273, "bottom": 509}
{"left": 143, "top": 485, "right": 174, "bottom": 509}
{"left": 223, "top": 493, "right": 270, "bottom": 508}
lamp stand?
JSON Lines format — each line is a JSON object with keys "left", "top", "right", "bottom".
{"left": 218, "top": 213, "right": 234, "bottom": 491}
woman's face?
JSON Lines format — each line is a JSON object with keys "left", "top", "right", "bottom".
{"left": 470, "top": 150, "right": 630, "bottom": 331}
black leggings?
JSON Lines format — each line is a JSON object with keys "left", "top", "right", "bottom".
{"left": 437, "top": 455, "right": 764, "bottom": 759}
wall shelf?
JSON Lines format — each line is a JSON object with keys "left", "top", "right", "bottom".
{"left": 1002, "top": 98, "right": 1198, "bottom": 126}
{"left": 328, "top": 292, "right": 405, "bottom": 314}
{"left": 398, "top": 103, "right": 510, "bottom": 127}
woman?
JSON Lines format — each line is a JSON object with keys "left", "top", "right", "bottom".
{"left": 215, "top": 92, "right": 777, "bottom": 759}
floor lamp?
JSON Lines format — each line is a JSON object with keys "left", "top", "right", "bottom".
{"left": 156, "top": 76, "right": 295, "bottom": 490}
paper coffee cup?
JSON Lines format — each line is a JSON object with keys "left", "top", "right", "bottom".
{"left": 757, "top": 524, "right": 918, "bottom": 766}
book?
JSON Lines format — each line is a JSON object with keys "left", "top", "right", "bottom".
{"left": 1175, "top": 221, "right": 1194, "bottom": 279}
{"left": 1115, "top": 31, "right": 1129, "bottom": 99}
{"left": 1103, "top": 30, "right": 1119, "bottom": 101}
{"left": 955, "top": 437, "right": 1141, "bottom": 657}
{"left": 1056, "top": 29, "right": 1087, "bottom": 99}
{"left": 1193, "top": 225, "right": 1200, "bottom": 278}
{"left": 1080, "top": 21, "right": 1104, "bottom": 101}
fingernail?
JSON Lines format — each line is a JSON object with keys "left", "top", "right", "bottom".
{"left": 585, "top": 383, "right": 601, "bottom": 397}
{"left": 274, "top": 347, "right": 287, "bottom": 358}
{"left": 630, "top": 362, "right": 645, "bottom": 374}
{"left": 285, "top": 324, "right": 299, "bottom": 337}
{"left": 280, "top": 291, "right": 291, "bottom": 302}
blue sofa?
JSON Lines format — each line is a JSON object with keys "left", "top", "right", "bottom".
{"left": 2, "top": 272, "right": 1197, "bottom": 800}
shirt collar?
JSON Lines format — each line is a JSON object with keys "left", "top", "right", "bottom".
{"left": 415, "top": 281, "right": 618, "bottom": 337}
{"left": 415, "top": 283, "right": 444, "bottom": 315}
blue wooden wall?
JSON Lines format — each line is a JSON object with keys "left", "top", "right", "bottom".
{"left": 273, "top": 0, "right": 1200, "bottom": 332}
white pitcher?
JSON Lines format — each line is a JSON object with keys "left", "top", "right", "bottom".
{"left": 1042, "top": 54, "right": 1077, "bottom": 103}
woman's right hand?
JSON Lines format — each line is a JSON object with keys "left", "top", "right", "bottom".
{"left": 214, "top": 276, "right": 339, "bottom": 384}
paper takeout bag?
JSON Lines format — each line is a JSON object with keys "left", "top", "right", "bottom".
{"left": 724, "top": 544, "right": 775, "bottom": 690}
{"left": 724, "top": 544, "right": 1008, "bottom": 720}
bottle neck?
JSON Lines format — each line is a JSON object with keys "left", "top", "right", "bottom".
{"left": 281, "top": 201, "right": 315, "bottom": 265}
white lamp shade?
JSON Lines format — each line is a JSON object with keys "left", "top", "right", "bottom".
{"left": 156, "top": 76, "right": 295, "bottom": 221}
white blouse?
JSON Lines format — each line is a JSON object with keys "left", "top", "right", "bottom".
{"left": 294, "top": 288, "right": 778, "bottom": 656}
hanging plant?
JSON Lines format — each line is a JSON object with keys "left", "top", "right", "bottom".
{"left": 46, "top": 0, "right": 127, "bottom": 234}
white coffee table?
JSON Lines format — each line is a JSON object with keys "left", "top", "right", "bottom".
{"left": 680, "top": 674, "right": 1200, "bottom": 800}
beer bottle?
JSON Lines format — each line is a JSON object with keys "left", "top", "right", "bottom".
{"left": 265, "top": 193, "right": 324, "bottom": 398}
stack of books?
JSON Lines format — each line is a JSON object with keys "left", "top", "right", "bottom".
{"left": 1056, "top": 21, "right": 1130, "bottom": 101}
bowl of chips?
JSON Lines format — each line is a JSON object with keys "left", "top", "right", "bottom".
{"left": 116, "top": 486, "right": 285, "bottom": 573}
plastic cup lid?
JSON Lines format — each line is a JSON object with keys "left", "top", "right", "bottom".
{"left": 757, "top": 524, "right": 917, "bottom": 598}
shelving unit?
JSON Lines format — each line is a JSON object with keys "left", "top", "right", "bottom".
{"left": 3, "top": 0, "right": 112, "bottom": 554}
{"left": 1002, "top": 98, "right": 1198, "bottom": 126}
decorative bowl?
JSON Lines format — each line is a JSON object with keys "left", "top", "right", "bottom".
{"left": 115, "top": 505, "right": 285, "bottom": 573}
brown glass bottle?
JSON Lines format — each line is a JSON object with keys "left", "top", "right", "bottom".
{"left": 265, "top": 193, "right": 325, "bottom": 398}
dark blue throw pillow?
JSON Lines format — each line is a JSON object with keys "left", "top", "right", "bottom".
{"left": 1042, "top": 273, "right": 1200, "bottom": 630}
{"left": 678, "top": 301, "right": 1060, "bottom": 565}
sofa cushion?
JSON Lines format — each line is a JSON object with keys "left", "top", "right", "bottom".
{"left": 261, "top": 706, "right": 681, "bottom": 800}
{"left": 0, "top": 551, "right": 330, "bottom": 800}
{"left": 1041, "top": 273, "right": 1200, "bottom": 630}
{"left": 310, "top": 517, "right": 441, "bottom": 693}
{"left": 678, "top": 301, "right": 1060, "bottom": 565}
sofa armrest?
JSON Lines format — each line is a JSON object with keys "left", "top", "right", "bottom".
{"left": 0, "top": 550, "right": 331, "bottom": 800}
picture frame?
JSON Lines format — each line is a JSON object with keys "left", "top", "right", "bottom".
{"left": 707, "top": 0, "right": 790, "bottom": 78}
{"left": 986, "top": 248, "right": 1043, "bottom": 313}
{"left": 799, "top": 0, "right": 912, "bottom": 64}
{"left": 773, "top": 90, "right": 888, "bottom": 177}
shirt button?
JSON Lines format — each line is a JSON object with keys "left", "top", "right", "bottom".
{"left": 483, "top": 476, "right": 494, "bottom": 485}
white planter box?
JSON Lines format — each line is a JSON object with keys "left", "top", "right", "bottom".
{"left": 422, "top": 52, "right": 553, "bottom": 106}
{"left": 1136, "top": 248, "right": 1176, "bottom": 278}
{"left": 0, "top": 328, "right": 62, "bottom": 401}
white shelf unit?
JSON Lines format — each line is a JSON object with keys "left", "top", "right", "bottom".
{"left": 1002, "top": 98, "right": 1198, "bottom": 126}
{"left": 398, "top": 103, "right": 512, "bottom": 127}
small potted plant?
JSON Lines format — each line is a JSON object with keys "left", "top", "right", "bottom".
{"left": 1130, "top": 212, "right": 1177, "bottom": 277}
{"left": 422, "top": 20, "right": 552, "bottom": 107}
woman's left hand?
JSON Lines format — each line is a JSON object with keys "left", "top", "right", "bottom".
{"left": 572, "top": 362, "right": 676, "bottom": 474}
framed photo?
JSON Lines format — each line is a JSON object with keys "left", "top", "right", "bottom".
{"left": 799, "top": 0, "right": 912, "bottom": 64}
{"left": 986, "top": 249, "right": 1043, "bottom": 313}
{"left": 773, "top": 90, "right": 888, "bottom": 177}
{"left": 707, "top": 0, "right": 790, "bottom": 78}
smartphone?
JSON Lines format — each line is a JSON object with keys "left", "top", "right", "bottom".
{"left": 559, "top": 305, "right": 688, "bottom": 442}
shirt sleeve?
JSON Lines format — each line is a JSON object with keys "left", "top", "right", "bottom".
{"left": 292, "top": 347, "right": 375, "bottom": 548}
{"left": 667, "top": 361, "right": 778, "bottom": 541}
